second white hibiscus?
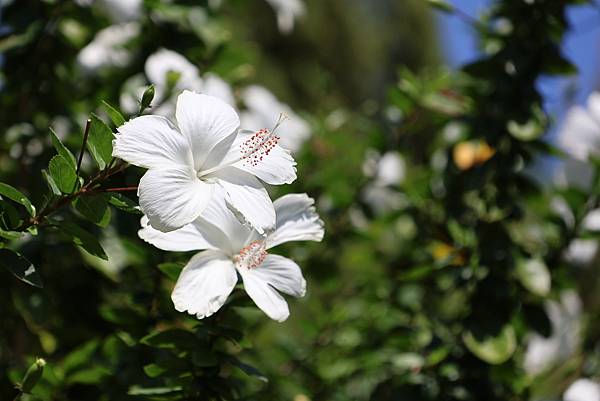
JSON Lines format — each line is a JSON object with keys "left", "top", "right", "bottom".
{"left": 113, "top": 91, "right": 297, "bottom": 233}
{"left": 139, "top": 189, "right": 324, "bottom": 322}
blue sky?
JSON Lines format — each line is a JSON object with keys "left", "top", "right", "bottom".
{"left": 436, "top": 0, "right": 600, "bottom": 126}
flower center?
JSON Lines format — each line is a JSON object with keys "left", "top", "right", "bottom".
{"left": 239, "top": 128, "right": 280, "bottom": 167}
{"left": 233, "top": 240, "right": 267, "bottom": 269}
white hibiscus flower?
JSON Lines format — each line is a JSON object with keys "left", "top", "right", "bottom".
{"left": 361, "top": 149, "right": 407, "bottom": 215}
{"left": 241, "top": 85, "right": 311, "bottom": 153}
{"left": 76, "top": 22, "right": 140, "bottom": 73}
{"left": 523, "top": 291, "right": 582, "bottom": 375}
{"left": 139, "top": 190, "right": 324, "bottom": 322}
{"left": 121, "top": 49, "right": 235, "bottom": 116}
{"left": 553, "top": 92, "right": 600, "bottom": 190}
{"left": 113, "top": 91, "right": 297, "bottom": 233}
{"left": 264, "top": 0, "right": 305, "bottom": 34}
{"left": 564, "top": 379, "right": 600, "bottom": 401}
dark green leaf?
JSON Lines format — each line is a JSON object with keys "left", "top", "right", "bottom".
{"left": 127, "top": 386, "right": 182, "bottom": 396}
{"left": 41, "top": 169, "right": 61, "bottom": 196}
{"left": 87, "top": 114, "right": 114, "bottom": 170}
{"left": 143, "top": 363, "right": 167, "bottom": 378}
{"left": 102, "top": 100, "right": 126, "bottom": 126}
{"left": 74, "top": 194, "right": 111, "bottom": 227}
{"left": 49, "top": 155, "right": 77, "bottom": 194}
{"left": 191, "top": 348, "right": 218, "bottom": 367}
{"left": 140, "top": 329, "right": 198, "bottom": 350}
{"left": 0, "top": 182, "right": 36, "bottom": 216}
{"left": 49, "top": 127, "right": 76, "bottom": 167}
{"left": 60, "top": 222, "right": 108, "bottom": 260}
{"left": 108, "top": 193, "right": 141, "bottom": 214}
{"left": 0, "top": 249, "right": 43, "bottom": 288}
{"left": 231, "top": 359, "right": 268, "bottom": 383}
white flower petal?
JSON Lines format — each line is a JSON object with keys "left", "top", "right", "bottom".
{"left": 113, "top": 115, "right": 193, "bottom": 169}
{"left": 252, "top": 254, "right": 306, "bottom": 297}
{"left": 564, "top": 379, "right": 600, "bottom": 401}
{"left": 376, "top": 151, "right": 406, "bottom": 186}
{"left": 228, "top": 129, "right": 297, "bottom": 185}
{"left": 138, "top": 166, "right": 214, "bottom": 232}
{"left": 145, "top": 49, "right": 203, "bottom": 93}
{"left": 175, "top": 91, "right": 240, "bottom": 171}
{"left": 557, "top": 105, "right": 600, "bottom": 161}
{"left": 203, "top": 73, "right": 235, "bottom": 106}
{"left": 197, "top": 185, "right": 253, "bottom": 253}
{"left": 267, "top": 193, "right": 324, "bottom": 249}
{"left": 172, "top": 250, "right": 237, "bottom": 319}
{"left": 238, "top": 266, "right": 290, "bottom": 322}
{"left": 213, "top": 167, "right": 275, "bottom": 234}
{"left": 138, "top": 215, "right": 229, "bottom": 252}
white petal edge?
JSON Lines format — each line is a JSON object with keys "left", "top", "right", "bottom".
{"left": 267, "top": 193, "right": 324, "bottom": 249}
{"left": 172, "top": 250, "right": 237, "bottom": 319}
{"left": 175, "top": 91, "right": 240, "bottom": 171}
{"left": 113, "top": 115, "right": 193, "bottom": 169}
{"left": 238, "top": 265, "right": 290, "bottom": 322}
{"left": 138, "top": 215, "right": 229, "bottom": 252}
{"left": 138, "top": 166, "right": 214, "bottom": 232}
{"left": 251, "top": 254, "right": 306, "bottom": 297}
{"left": 213, "top": 167, "right": 275, "bottom": 235}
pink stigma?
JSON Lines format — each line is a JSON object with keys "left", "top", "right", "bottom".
{"left": 233, "top": 240, "right": 267, "bottom": 269}
{"left": 240, "top": 129, "right": 280, "bottom": 167}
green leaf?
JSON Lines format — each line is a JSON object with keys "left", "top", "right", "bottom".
{"left": 463, "top": 325, "right": 516, "bottom": 365}
{"left": 0, "top": 229, "right": 23, "bottom": 240}
{"left": 67, "top": 366, "right": 111, "bottom": 385}
{"left": 0, "top": 182, "right": 36, "bottom": 216}
{"left": 0, "top": 249, "right": 43, "bottom": 288}
{"left": 62, "top": 340, "right": 99, "bottom": 375}
{"left": 507, "top": 120, "right": 543, "bottom": 141}
{"left": 49, "top": 127, "right": 76, "bottom": 167}
{"left": 140, "top": 329, "right": 198, "bottom": 350}
{"left": 74, "top": 195, "right": 111, "bottom": 227}
{"left": 426, "top": 0, "right": 454, "bottom": 13}
{"left": 49, "top": 155, "right": 77, "bottom": 193}
{"left": 516, "top": 258, "right": 551, "bottom": 296}
{"left": 231, "top": 359, "right": 268, "bottom": 383}
{"left": 102, "top": 100, "right": 126, "bottom": 127}
{"left": 42, "top": 169, "right": 61, "bottom": 196}
{"left": 87, "top": 114, "right": 114, "bottom": 170}
{"left": 158, "top": 262, "right": 184, "bottom": 281}
{"left": 143, "top": 363, "right": 167, "bottom": 378}
{"left": 128, "top": 386, "right": 182, "bottom": 396}
{"left": 108, "top": 193, "right": 141, "bottom": 214}
{"left": 60, "top": 222, "right": 108, "bottom": 260}
{"left": 191, "top": 348, "right": 218, "bottom": 367}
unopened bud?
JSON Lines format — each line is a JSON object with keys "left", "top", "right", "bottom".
{"left": 139, "top": 85, "right": 155, "bottom": 115}
{"left": 20, "top": 358, "right": 46, "bottom": 393}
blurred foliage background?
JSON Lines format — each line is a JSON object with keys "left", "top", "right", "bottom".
{"left": 1, "top": 0, "right": 600, "bottom": 400}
